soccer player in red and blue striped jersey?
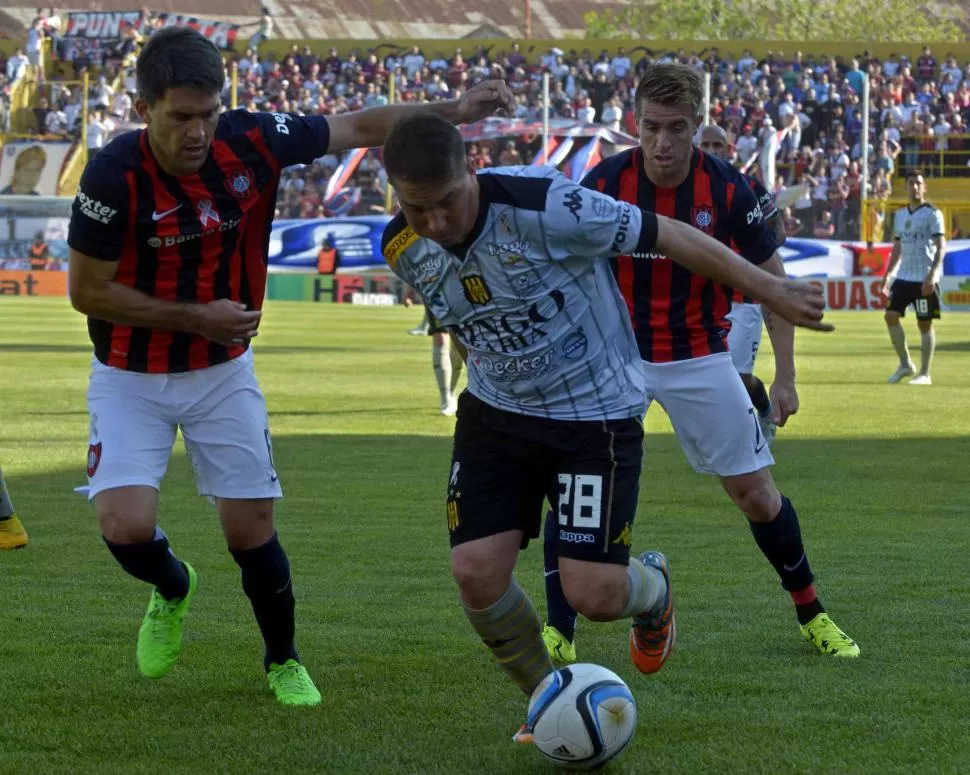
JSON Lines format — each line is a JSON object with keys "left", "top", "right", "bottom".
{"left": 541, "top": 64, "right": 859, "bottom": 665}
{"left": 67, "top": 26, "right": 514, "bottom": 704}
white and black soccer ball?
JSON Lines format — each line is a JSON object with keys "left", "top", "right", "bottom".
{"left": 527, "top": 663, "right": 637, "bottom": 769}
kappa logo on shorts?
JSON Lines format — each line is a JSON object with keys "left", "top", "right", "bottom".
{"left": 461, "top": 274, "right": 493, "bottom": 305}
{"left": 612, "top": 522, "right": 633, "bottom": 547}
{"left": 87, "top": 442, "right": 102, "bottom": 478}
{"left": 559, "top": 529, "right": 596, "bottom": 544}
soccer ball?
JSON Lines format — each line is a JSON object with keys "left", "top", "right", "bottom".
{"left": 527, "top": 663, "right": 637, "bottom": 769}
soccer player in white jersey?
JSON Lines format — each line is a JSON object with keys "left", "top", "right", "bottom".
{"left": 378, "top": 112, "right": 831, "bottom": 743}
{"left": 880, "top": 170, "right": 946, "bottom": 385}
{"left": 697, "top": 124, "right": 788, "bottom": 445}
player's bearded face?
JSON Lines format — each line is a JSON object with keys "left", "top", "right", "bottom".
{"left": 138, "top": 88, "right": 222, "bottom": 176}
{"left": 394, "top": 165, "right": 479, "bottom": 247}
{"left": 637, "top": 101, "right": 697, "bottom": 184}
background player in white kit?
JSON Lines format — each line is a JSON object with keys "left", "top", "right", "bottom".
{"left": 696, "top": 124, "right": 789, "bottom": 444}
{"left": 880, "top": 170, "right": 946, "bottom": 385}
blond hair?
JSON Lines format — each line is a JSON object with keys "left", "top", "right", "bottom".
{"left": 634, "top": 63, "right": 704, "bottom": 120}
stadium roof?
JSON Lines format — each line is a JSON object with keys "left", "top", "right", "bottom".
{"left": 0, "top": 0, "right": 632, "bottom": 40}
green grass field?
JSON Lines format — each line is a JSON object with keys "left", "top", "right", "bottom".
{"left": 2, "top": 298, "right": 969, "bottom": 774}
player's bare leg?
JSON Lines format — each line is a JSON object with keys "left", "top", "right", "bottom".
{"left": 0, "top": 466, "right": 27, "bottom": 550}
{"left": 98, "top": 485, "right": 197, "bottom": 678}
{"left": 219, "top": 497, "right": 320, "bottom": 706}
{"left": 884, "top": 309, "right": 916, "bottom": 383}
{"left": 448, "top": 335, "right": 464, "bottom": 403}
{"left": 910, "top": 319, "right": 935, "bottom": 385}
{"left": 721, "top": 468, "right": 860, "bottom": 657}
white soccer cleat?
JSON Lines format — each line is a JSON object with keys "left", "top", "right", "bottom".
{"left": 887, "top": 363, "right": 915, "bottom": 384}
{"left": 909, "top": 374, "right": 932, "bottom": 386}
{"left": 440, "top": 398, "right": 458, "bottom": 416}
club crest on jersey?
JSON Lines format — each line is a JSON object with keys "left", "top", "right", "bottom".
{"left": 691, "top": 206, "right": 716, "bottom": 233}
{"left": 87, "top": 442, "right": 102, "bottom": 478}
{"left": 225, "top": 169, "right": 255, "bottom": 199}
{"left": 197, "top": 199, "right": 220, "bottom": 227}
{"left": 461, "top": 274, "right": 493, "bottom": 305}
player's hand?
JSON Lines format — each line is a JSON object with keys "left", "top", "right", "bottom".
{"left": 921, "top": 277, "right": 935, "bottom": 297}
{"left": 769, "top": 379, "right": 799, "bottom": 427}
{"left": 457, "top": 80, "right": 515, "bottom": 123}
{"left": 196, "top": 299, "right": 262, "bottom": 346}
{"left": 762, "top": 279, "right": 834, "bottom": 332}
{"left": 878, "top": 281, "right": 890, "bottom": 301}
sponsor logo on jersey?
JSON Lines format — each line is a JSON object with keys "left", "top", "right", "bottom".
{"left": 77, "top": 191, "right": 118, "bottom": 225}
{"left": 612, "top": 522, "right": 633, "bottom": 547}
{"left": 611, "top": 204, "right": 633, "bottom": 254}
{"left": 224, "top": 169, "right": 255, "bottom": 199}
{"left": 487, "top": 240, "right": 531, "bottom": 257}
{"left": 562, "top": 188, "right": 583, "bottom": 223}
{"left": 745, "top": 203, "right": 763, "bottom": 225}
{"left": 461, "top": 274, "right": 493, "bottom": 305}
{"left": 592, "top": 196, "right": 615, "bottom": 219}
{"left": 475, "top": 349, "right": 555, "bottom": 383}
{"left": 632, "top": 251, "right": 667, "bottom": 260}
{"left": 413, "top": 254, "right": 444, "bottom": 283}
{"left": 562, "top": 330, "right": 588, "bottom": 359}
{"left": 451, "top": 290, "right": 566, "bottom": 354}
{"left": 145, "top": 217, "right": 242, "bottom": 248}
{"left": 270, "top": 112, "right": 293, "bottom": 135}
{"left": 383, "top": 226, "right": 419, "bottom": 268}
{"left": 559, "top": 529, "right": 596, "bottom": 544}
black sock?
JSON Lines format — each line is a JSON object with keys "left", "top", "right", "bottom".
{"left": 746, "top": 376, "right": 771, "bottom": 414}
{"left": 231, "top": 533, "right": 299, "bottom": 671}
{"left": 104, "top": 529, "right": 190, "bottom": 601}
{"left": 748, "top": 496, "right": 823, "bottom": 625}
{"left": 543, "top": 509, "right": 577, "bottom": 642}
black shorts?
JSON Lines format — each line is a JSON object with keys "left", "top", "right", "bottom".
{"left": 425, "top": 304, "right": 447, "bottom": 335}
{"left": 888, "top": 280, "right": 941, "bottom": 320}
{"left": 446, "top": 392, "right": 643, "bottom": 565}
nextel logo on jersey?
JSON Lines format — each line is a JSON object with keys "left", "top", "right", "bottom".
{"left": 77, "top": 192, "right": 117, "bottom": 225}
{"left": 562, "top": 188, "right": 583, "bottom": 223}
{"left": 461, "top": 274, "right": 493, "bottom": 305}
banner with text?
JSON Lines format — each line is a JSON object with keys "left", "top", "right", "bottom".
{"left": 64, "top": 11, "right": 239, "bottom": 59}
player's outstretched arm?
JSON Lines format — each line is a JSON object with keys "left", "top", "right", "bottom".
{"left": 326, "top": 79, "right": 515, "bottom": 153}
{"left": 652, "top": 216, "right": 833, "bottom": 331}
{"left": 69, "top": 249, "right": 262, "bottom": 347}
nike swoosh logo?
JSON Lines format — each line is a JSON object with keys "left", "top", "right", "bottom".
{"left": 270, "top": 475, "right": 279, "bottom": 482}
{"left": 782, "top": 553, "right": 805, "bottom": 572}
{"left": 543, "top": 570, "right": 560, "bottom": 577}
{"left": 152, "top": 204, "right": 182, "bottom": 221}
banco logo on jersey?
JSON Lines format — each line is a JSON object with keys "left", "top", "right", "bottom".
{"left": 632, "top": 251, "right": 667, "bottom": 260}
{"left": 454, "top": 289, "right": 566, "bottom": 353}
{"left": 487, "top": 240, "right": 531, "bottom": 258}
{"left": 77, "top": 192, "right": 117, "bottom": 225}
{"left": 147, "top": 217, "right": 242, "bottom": 248}
{"left": 475, "top": 349, "right": 555, "bottom": 383}
{"left": 461, "top": 274, "right": 493, "bottom": 305}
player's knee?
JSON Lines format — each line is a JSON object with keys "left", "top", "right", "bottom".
{"left": 723, "top": 471, "right": 781, "bottom": 522}
{"left": 562, "top": 568, "right": 626, "bottom": 622}
{"left": 451, "top": 548, "right": 512, "bottom": 610}
{"left": 219, "top": 498, "right": 275, "bottom": 551}
{"left": 95, "top": 488, "right": 157, "bottom": 543}
{"left": 884, "top": 310, "right": 900, "bottom": 325}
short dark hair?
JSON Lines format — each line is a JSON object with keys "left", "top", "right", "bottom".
{"left": 383, "top": 113, "right": 466, "bottom": 185}
{"left": 906, "top": 169, "right": 926, "bottom": 182}
{"left": 136, "top": 27, "right": 224, "bottom": 105}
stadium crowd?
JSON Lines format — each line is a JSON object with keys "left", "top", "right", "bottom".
{"left": 6, "top": 14, "right": 970, "bottom": 238}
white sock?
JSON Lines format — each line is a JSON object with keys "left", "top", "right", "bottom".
{"left": 432, "top": 344, "right": 451, "bottom": 404}
{"left": 920, "top": 329, "right": 936, "bottom": 376}
{"left": 888, "top": 324, "right": 911, "bottom": 367}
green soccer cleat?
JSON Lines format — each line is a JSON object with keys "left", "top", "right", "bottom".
{"left": 800, "top": 613, "right": 860, "bottom": 658}
{"left": 542, "top": 624, "right": 577, "bottom": 667}
{"left": 267, "top": 659, "right": 322, "bottom": 706}
{"left": 136, "top": 562, "right": 198, "bottom": 679}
